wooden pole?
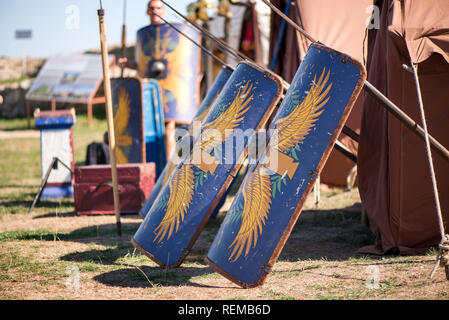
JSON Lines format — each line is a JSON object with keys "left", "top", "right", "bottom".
{"left": 120, "top": 0, "right": 127, "bottom": 78}
{"left": 87, "top": 100, "right": 93, "bottom": 126}
{"left": 26, "top": 100, "right": 31, "bottom": 128}
{"left": 165, "top": 120, "right": 176, "bottom": 160}
{"left": 97, "top": 5, "right": 121, "bottom": 236}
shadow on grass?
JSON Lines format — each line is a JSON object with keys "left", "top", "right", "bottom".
{"left": 91, "top": 105, "right": 106, "bottom": 120}
{"left": 277, "top": 209, "right": 375, "bottom": 261}
{"left": 0, "top": 197, "right": 74, "bottom": 215}
{"left": 32, "top": 211, "right": 77, "bottom": 219}
{"left": 0, "top": 126, "right": 37, "bottom": 132}
{"left": 0, "top": 206, "right": 374, "bottom": 263}
{"left": 85, "top": 208, "right": 375, "bottom": 288}
{"left": 59, "top": 244, "right": 228, "bottom": 288}
{"left": 0, "top": 189, "right": 72, "bottom": 205}
{"left": 0, "top": 184, "right": 38, "bottom": 189}
{"left": 0, "top": 198, "right": 377, "bottom": 288}
{"left": 93, "top": 265, "right": 228, "bottom": 289}
{"left": 61, "top": 248, "right": 126, "bottom": 266}
{"left": 0, "top": 223, "right": 141, "bottom": 243}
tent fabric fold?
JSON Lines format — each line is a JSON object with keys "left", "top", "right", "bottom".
{"left": 357, "top": 0, "right": 449, "bottom": 255}
{"left": 268, "top": 0, "right": 372, "bottom": 186}
{"left": 269, "top": 0, "right": 449, "bottom": 255}
{"left": 390, "top": 0, "right": 449, "bottom": 64}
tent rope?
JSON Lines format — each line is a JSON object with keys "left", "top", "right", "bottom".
{"left": 410, "top": 63, "right": 448, "bottom": 280}
{"left": 430, "top": 235, "right": 449, "bottom": 279}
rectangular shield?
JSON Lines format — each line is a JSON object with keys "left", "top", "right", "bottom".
{"left": 111, "top": 77, "right": 146, "bottom": 164}
{"left": 205, "top": 43, "right": 367, "bottom": 288}
{"left": 139, "top": 66, "right": 234, "bottom": 219}
{"left": 132, "top": 62, "right": 283, "bottom": 267}
{"left": 136, "top": 23, "right": 201, "bottom": 124}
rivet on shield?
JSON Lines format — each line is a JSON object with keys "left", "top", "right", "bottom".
{"left": 227, "top": 169, "right": 237, "bottom": 178}
{"left": 261, "top": 264, "right": 272, "bottom": 273}
{"left": 309, "top": 169, "right": 318, "bottom": 179}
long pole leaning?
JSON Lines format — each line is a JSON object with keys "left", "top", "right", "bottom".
{"left": 97, "top": 6, "right": 122, "bottom": 236}
{"left": 260, "top": 0, "right": 449, "bottom": 164}
{"left": 410, "top": 63, "right": 448, "bottom": 279}
{"left": 120, "top": 0, "right": 127, "bottom": 77}
{"left": 151, "top": 4, "right": 357, "bottom": 162}
{"left": 157, "top": 1, "right": 358, "bottom": 145}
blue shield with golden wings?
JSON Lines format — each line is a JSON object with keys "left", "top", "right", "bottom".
{"left": 132, "top": 62, "right": 283, "bottom": 267}
{"left": 205, "top": 43, "right": 367, "bottom": 288}
{"left": 136, "top": 23, "right": 201, "bottom": 124}
{"left": 139, "top": 66, "right": 234, "bottom": 219}
{"left": 111, "top": 78, "right": 146, "bottom": 164}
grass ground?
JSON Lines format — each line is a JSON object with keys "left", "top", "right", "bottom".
{"left": 0, "top": 114, "right": 447, "bottom": 300}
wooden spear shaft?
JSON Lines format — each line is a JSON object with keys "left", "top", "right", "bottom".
{"left": 120, "top": 0, "right": 127, "bottom": 77}
{"left": 97, "top": 6, "right": 122, "bottom": 236}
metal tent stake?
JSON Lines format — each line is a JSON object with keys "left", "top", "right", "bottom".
{"left": 97, "top": 4, "right": 122, "bottom": 236}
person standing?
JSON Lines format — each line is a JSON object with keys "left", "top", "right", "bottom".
{"left": 118, "top": 0, "right": 165, "bottom": 70}
{"left": 118, "top": 0, "right": 177, "bottom": 161}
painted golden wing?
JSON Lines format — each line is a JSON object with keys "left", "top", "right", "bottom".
{"left": 226, "top": 68, "right": 332, "bottom": 262}
{"left": 200, "top": 81, "right": 253, "bottom": 152}
{"left": 114, "top": 88, "right": 132, "bottom": 163}
{"left": 153, "top": 164, "right": 195, "bottom": 243}
{"left": 228, "top": 166, "right": 272, "bottom": 261}
{"left": 274, "top": 67, "right": 332, "bottom": 153}
{"left": 138, "top": 28, "right": 169, "bottom": 78}
{"left": 160, "top": 160, "right": 176, "bottom": 187}
{"left": 114, "top": 88, "right": 130, "bottom": 135}
{"left": 137, "top": 39, "right": 151, "bottom": 78}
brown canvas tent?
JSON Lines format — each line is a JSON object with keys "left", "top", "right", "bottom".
{"left": 357, "top": 0, "right": 449, "bottom": 255}
{"left": 269, "top": 0, "right": 372, "bottom": 186}
{"left": 269, "top": 0, "right": 449, "bottom": 255}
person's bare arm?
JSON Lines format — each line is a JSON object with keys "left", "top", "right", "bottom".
{"left": 118, "top": 57, "right": 137, "bottom": 70}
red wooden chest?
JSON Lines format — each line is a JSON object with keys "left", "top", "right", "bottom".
{"left": 74, "top": 163, "right": 155, "bottom": 215}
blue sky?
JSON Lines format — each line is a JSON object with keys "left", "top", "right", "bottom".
{"left": 0, "top": 0, "right": 192, "bottom": 58}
